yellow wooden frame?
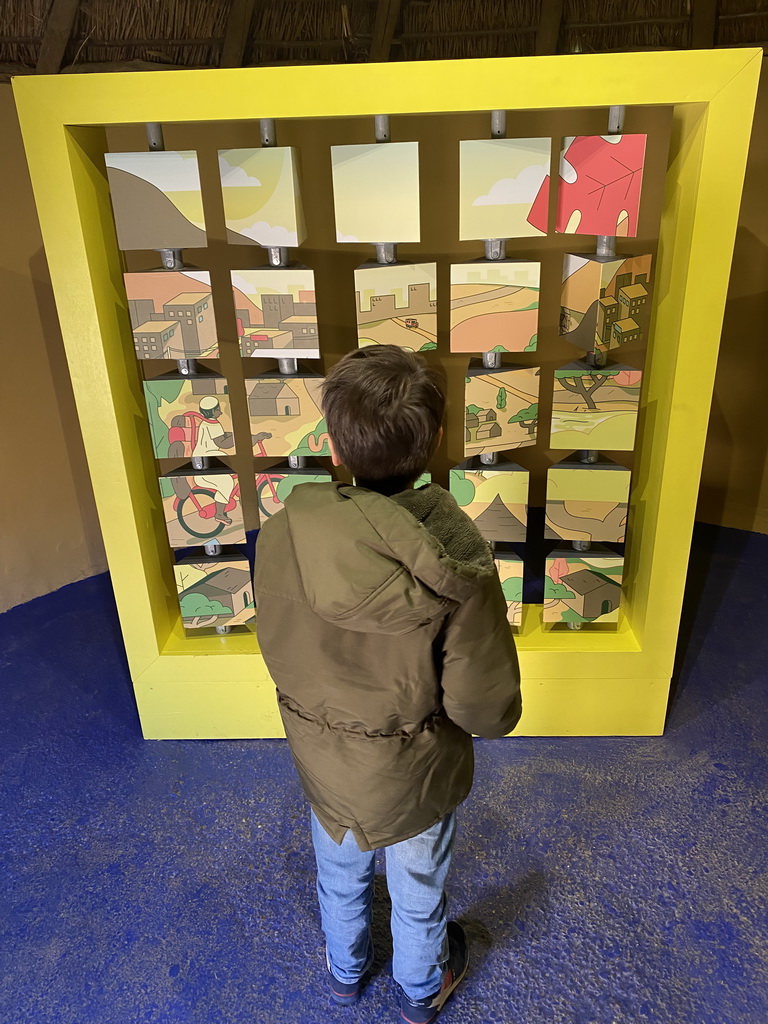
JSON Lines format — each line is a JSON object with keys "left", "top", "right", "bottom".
{"left": 13, "top": 51, "right": 760, "bottom": 738}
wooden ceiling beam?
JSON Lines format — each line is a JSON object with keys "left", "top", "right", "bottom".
{"left": 36, "top": 0, "right": 81, "bottom": 74}
{"left": 536, "top": 0, "right": 564, "bottom": 55}
{"left": 691, "top": 0, "right": 719, "bottom": 48}
{"left": 220, "top": 0, "right": 258, "bottom": 68}
{"left": 369, "top": 0, "right": 402, "bottom": 62}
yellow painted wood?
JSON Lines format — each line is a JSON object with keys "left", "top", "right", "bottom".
{"left": 12, "top": 50, "right": 761, "bottom": 737}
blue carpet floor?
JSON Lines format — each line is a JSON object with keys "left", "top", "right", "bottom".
{"left": 1, "top": 523, "right": 767, "bottom": 1024}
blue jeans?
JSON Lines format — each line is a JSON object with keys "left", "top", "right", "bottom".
{"left": 311, "top": 810, "right": 457, "bottom": 1002}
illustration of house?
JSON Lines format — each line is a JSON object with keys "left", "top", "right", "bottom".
{"left": 357, "top": 281, "right": 436, "bottom": 325}
{"left": 180, "top": 567, "right": 252, "bottom": 621}
{"left": 132, "top": 320, "right": 179, "bottom": 359}
{"left": 466, "top": 407, "right": 502, "bottom": 443}
{"left": 248, "top": 381, "right": 300, "bottom": 417}
{"left": 560, "top": 569, "right": 621, "bottom": 619}
{"left": 239, "top": 291, "right": 318, "bottom": 350}
{"left": 240, "top": 329, "right": 294, "bottom": 356}
{"left": 161, "top": 291, "right": 216, "bottom": 356}
{"left": 612, "top": 317, "right": 641, "bottom": 346}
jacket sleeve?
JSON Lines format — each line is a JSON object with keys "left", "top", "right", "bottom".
{"left": 439, "top": 573, "right": 522, "bottom": 739}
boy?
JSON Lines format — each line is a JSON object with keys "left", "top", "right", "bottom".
{"left": 253, "top": 345, "right": 521, "bottom": 1023}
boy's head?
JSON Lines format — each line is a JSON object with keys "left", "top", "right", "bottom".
{"left": 322, "top": 345, "right": 446, "bottom": 494}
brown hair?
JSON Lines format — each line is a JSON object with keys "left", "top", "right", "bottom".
{"left": 322, "top": 346, "right": 445, "bottom": 493}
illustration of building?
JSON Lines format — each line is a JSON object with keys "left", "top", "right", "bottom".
{"left": 596, "top": 296, "right": 620, "bottom": 346}
{"left": 161, "top": 292, "right": 216, "bottom": 356}
{"left": 357, "top": 282, "right": 436, "bottom": 325}
{"left": 240, "top": 291, "right": 318, "bottom": 351}
{"left": 560, "top": 569, "right": 621, "bottom": 619}
{"left": 132, "top": 320, "right": 179, "bottom": 359}
{"left": 617, "top": 282, "right": 648, "bottom": 319}
{"left": 612, "top": 318, "right": 641, "bottom": 346}
{"left": 248, "top": 381, "right": 300, "bottom": 417}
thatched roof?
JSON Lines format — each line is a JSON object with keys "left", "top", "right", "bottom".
{"left": 1, "top": 0, "right": 766, "bottom": 81}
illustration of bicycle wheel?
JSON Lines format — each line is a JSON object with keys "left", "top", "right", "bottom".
{"left": 257, "top": 477, "right": 284, "bottom": 520}
{"left": 176, "top": 488, "right": 226, "bottom": 540}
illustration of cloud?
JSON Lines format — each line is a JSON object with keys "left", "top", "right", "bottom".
{"left": 237, "top": 221, "right": 298, "bottom": 246}
{"left": 219, "top": 157, "right": 262, "bottom": 188}
{"left": 105, "top": 150, "right": 201, "bottom": 192}
{"left": 182, "top": 270, "right": 212, "bottom": 286}
{"left": 600, "top": 135, "right": 623, "bottom": 145}
{"left": 473, "top": 165, "right": 549, "bottom": 206}
{"left": 231, "top": 272, "right": 258, "bottom": 296}
{"left": 337, "top": 233, "right": 360, "bottom": 243}
{"left": 563, "top": 254, "right": 591, "bottom": 279}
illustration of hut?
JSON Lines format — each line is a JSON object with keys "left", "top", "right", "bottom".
{"left": 466, "top": 407, "right": 502, "bottom": 443}
{"left": 560, "top": 569, "right": 621, "bottom": 619}
{"left": 179, "top": 566, "right": 253, "bottom": 628}
{"left": 248, "top": 381, "right": 300, "bottom": 417}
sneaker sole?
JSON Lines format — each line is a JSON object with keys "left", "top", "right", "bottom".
{"left": 400, "top": 959, "right": 469, "bottom": 1023}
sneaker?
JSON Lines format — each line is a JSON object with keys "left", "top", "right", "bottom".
{"left": 399, "top": 921, "right": 468, "bottom": 1023}
{"left": 326, "top": 935, "right": 374, "bottom": 1006}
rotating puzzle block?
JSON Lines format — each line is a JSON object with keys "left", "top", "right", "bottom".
{"left": 464, "top": 362, "right": 540, "bottom": 457}
{"left": 125, "top": 270, "right": 219, "bottom": 360}
{"left": 256, "top": 461, "right": 332, "bottom": 523}
{"left": 459, "top": 137, "right": 551, "bottom": 240}
{"left": 550, "top": 361, "right": 642, "bottom": 451}
{"left": 495, "top": 552, "right": 524, "bottom": 627}
{"left": 560, "top": 253, "right": 652, "bottom": 355}
{"left": 355, "top": 262, "right": 437, "bottom": 351}
{"left": 233, "top": 267, "right": 319, "bottom": 359}
{"left": 545, "top": 457, "right": 630, "bottom": 543}
{"left": 544, "top": 548, "right": 624, "bottom": 624}
{"left": 219, "top": 147, "right": 306, "bottom": 247}
{"left": 160, "top": 462, "right": 245, "bottom": 549}
{"left": 331, "top": 142, "right": 420, "bottom": 243}
{"left": 450, "top": 459, "right": 528, "bottom": 543}
{"left": 247, "top": 372, "right": 329, "bottom": 459}
{"left": 528, "top": 134, "right": 647, "bottom": 237}
{"left": 144, "top": 373, "right": 233, "bottom": 460}
{"left": 450, "top": 260, "right": 540, "bottom": 353}
{"left": 104, "top": 150, "right": 206, "bottom": 250}
{"left": 174, "top": 554, "right": 255, "bottom": 631}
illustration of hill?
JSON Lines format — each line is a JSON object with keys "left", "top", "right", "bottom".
{"left": 125, "top": 271, "right": 211, "bottom": 311}
{"left": 473, "top": 494, "right": 527, "bottom": 541}
{"left": 105, "top": 167, "right": 207, "bottom": 250}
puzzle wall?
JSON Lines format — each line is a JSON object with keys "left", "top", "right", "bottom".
{"left": 104, "top": 117, "right": 657, "bottom": 639}
{"left": 17, "top": 53, "right": 757, "bottom": 736}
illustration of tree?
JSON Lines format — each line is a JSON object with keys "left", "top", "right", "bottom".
{"left": 560, "top": 607, "right": 587, "bottom": 623}
{"left": 491, "top": 345, "right": 506, "bottom": 353}
{"left": 544, "top": 578, "right": 576, "bottom": 601}
{"left": 525, "top": 334, "right": 537, "bottom": 351}
{"left": 466, "top": 403, "right": 481, "bottom": 415}
{"left": 180, "top": 592, "right": 232, "bottom": 628}
{"left": 496, "top": 388, "right": 507, "bottom": 411}
{"left": 508, "top": 402, "right": 538, "bottom": 435}
{"left": 554, "top": 366, "right": 623, "bottom": 409}
{"left": 501, "top": 575, "right": 523, "bottom": 620}
{"left": 548, "top": 557, "right": 569, "bottom": 585}
{"left": 144, "top": 379, "right": 186, "bottom": 458}
{"left": 450, "top": 470, "right": 475, "bottom": 507}
{"left": 419, "top": 341, "right": 437, "bottom": 351}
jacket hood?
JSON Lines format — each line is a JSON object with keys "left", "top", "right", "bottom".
{"left": 281, "top": 482, "right": 494, "bottom": 636}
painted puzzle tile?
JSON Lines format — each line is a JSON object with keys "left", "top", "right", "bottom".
{"left": 550, "top": 361, "right": 642, "bottom": 452}
{"left": 545, "top": 457, "right": 630, "bottom": 543}
{"left": 331, "top": 142, "right": 420, "bottom": 243}
{"left": 174, "top": 555, "right": 255, "bottom": 630}
{"left": 544, "top": 548, "right": 624, "bottom": 624}
{"left": 355, "top": 262, "right": 437, "bottom": 351}
{"left": 233, "top": 268, "right": 319, "bottom": 359}
{"left": 560, "top": 253, "right": 652, "bottom": 355}
{"left": 495, "top": 552, "right": 524, "bottom": 627}
{"left": 450, "top": 260, "right": 540, "bottom": 353}
{"left": 528, "top": 135, "right": 647, "bottom": 237}
{"left": 464, "top": 362, "right": 540, "bottom": 457}
{"left": 256, "top": 461, "right": 332, "bottom": 522}
{"left": 125, "top": 270, "right": 218, "bottom": 359}
{"left": 247, "top": 373, "right": 330, "bottom": 459}
{"left": 219, "top": 147, "right": 306, "bottom": 247}
{"left": 104, "top": 150, "right": 206, "bottom": 250}
{"left": 160, "top": 462, "right": 245, "bottom": 548}
{"left": 143, "top": 373, "right": 234, "bottom": 459}
{"left": 450, "top": 459, "right": 528, "bottom": 543}
{"left": 459, "top": 137, "right": 551, "bottom": 240}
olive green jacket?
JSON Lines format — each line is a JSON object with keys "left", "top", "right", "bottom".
{"left": 253, "top": 481, "right": 521, "bottom": 851}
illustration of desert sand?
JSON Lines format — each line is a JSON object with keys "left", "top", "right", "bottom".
{"left": 106, "top": 168, "right": 207, "bottom": 250}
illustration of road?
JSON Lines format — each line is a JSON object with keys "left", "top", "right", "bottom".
{"left": 451, "top": 284, "right": 524, "bottom": 312}
{"left": 358, "top": 313, "right": 437, "bottom": 349}
{"left": 451, "top": 284, "right": 538, "bottom": 352}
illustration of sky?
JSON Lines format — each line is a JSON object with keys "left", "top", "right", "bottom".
{"left": 232, "top": 268, "right": 315, "bottom": 302}
{"left": 355, "top": 262, "right": 437, "bottom": 309}
{"left": 219, "top": 147, "right": 305, "bottom": 246}
{"left": 451, "top": 261, "right": 540, "bottom": 289}
{"left": 331, "top": 142, "right": 420, "bottom": 243}
{"left": 459, "top": 137, "right": 551, "bottom": 240}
